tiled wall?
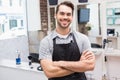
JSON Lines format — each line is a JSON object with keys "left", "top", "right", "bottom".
{"left": 40, "top": 0, "right": 48, "bottom": 31}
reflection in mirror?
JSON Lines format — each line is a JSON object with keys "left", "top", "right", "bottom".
{"left": 77, "top": 3, "right": 102, "bottom": 48}
{"left": 0, "top": 0, "right": 29, "bottom": 61}
{"left": 86, "top": 4, "right": 100, "bottom": 39}
{"left": 0, "top": 0, "right": 27, "bottom": 40}
{"left": 87, "top": 3, "right": 102, "bottom": 48}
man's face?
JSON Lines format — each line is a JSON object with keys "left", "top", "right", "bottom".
{"left": 55, "top": 5, "right": 73, "bottom": 29}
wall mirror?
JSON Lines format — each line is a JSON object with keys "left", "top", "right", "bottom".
{"left": 0, "top": 0, "right": 27, "bottom": 39}
{"left": 0, "top": 0, "right": 29, "bottom": 61}
{"left": 86, "top": 3, "right": 102, "bottom": 48}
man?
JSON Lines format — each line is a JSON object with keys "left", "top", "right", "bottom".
{"left": 39, "top": 1, "right": 95, "bottom": 80}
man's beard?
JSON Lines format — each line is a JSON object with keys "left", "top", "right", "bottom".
{"left": 57, "top": 20, "right": 71, "bottom": 29}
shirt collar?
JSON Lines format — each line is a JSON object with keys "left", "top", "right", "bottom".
{"left": 51, "top": 29, "right": 73, "bottom": 39}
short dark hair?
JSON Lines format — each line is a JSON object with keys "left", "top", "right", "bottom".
{"left": 56, "top": 1, "right": 74, "bottom": 15}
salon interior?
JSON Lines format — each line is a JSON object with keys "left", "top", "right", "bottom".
{"left": 0, "top": 0, "right": 120, "bottom": 80}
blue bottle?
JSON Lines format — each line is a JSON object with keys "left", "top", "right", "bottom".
{"left": 16, "top": 50, "right": 21, "bottom": 65}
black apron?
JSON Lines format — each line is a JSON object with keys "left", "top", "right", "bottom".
{"left": 49, "top": 34, "right": 87, "bottom": 80}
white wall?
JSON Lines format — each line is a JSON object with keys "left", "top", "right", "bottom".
{"left": 106, "top": 56, "right": 120, "bottom": 79}
{"left": 0, "top": 59, "right": 47, "bottom": 80}
{"left": 0, "top": 36, "right": 29, "bottom": 62}
{"left": 87, "top": 4, "right": 99, "bottom": 43}
{"left": 26, "top": 0, "right": 41, "bottom": 31}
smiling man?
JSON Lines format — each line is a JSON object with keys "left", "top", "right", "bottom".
{"left": 39, "top": 1, "right": 95, "bottom": 80}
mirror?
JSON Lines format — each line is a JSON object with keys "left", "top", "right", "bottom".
{"left": 87, "top": 3, "right": 102, "bottom": 48}
{"left": 0, "top": 0, "right": 29, "bottom": 61}
{"left": 0, "top": 0, "right": 27, "bottom": 39}
{"left": 76, "top": 3, "right": 102, "bottom": 48}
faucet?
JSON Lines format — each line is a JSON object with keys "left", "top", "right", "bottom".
{"left": 28, "top": 56, "right": 33, "bottom": 69}
{"left": 103, "top": 38, "right": 112, "bottom": 49}
{"left": 28, "top": 55, "right": 42, "bottom": 71}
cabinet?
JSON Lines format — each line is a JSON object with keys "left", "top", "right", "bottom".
{"left": 106, "top": 8, "right": 120, "bottom": 25}
{"left": 0, "top": 59, "right": 47, "bottom": 80}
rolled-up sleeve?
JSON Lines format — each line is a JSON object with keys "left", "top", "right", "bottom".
{"left": 75, "top": 32, "right": 91, "bottom": 53}
{"left": 39, "top": 38, "right": 52, "bottom": 60}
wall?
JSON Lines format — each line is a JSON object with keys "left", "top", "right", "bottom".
{"left": 0, "top": 59, "right": 47, "bottom": 80}
{"left": 26, "top": 0, "right": 41, "bottom": 31}
{"left": 27, "top": 0, "right": 48, "bottom": 54}
{"left": 0, "top": 36, "right": 29, "bottom": 62}
{"left": 40, "top": 0, "right": 48, "bottom": 31}
{"left": 105, "top": 56, "right": 120, "bottom": 79}
{"left": 85, "top": 53, "right": 103, "bottom": 80}
{"left": 28, "top": 30, "right": 47, "bottom": 53}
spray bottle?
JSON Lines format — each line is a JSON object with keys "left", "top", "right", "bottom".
{"left": 16, "top": 50, "right": 21, "bottom": 65}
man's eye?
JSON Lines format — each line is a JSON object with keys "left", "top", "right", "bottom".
{"left": 60, "top": 12, "right": 64, "bottom": 15}
{"left": 59, "top": 12, "right": 72, "bottom": 16}
{"left": 67, "top": 13, "right": 72, "bottom": 16}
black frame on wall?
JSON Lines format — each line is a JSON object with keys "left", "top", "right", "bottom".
{"left": 49, "top": 0, "right": 58, "bottom": 5}
{"left": 78, "top": 0, "right": 88, "bottom": 3}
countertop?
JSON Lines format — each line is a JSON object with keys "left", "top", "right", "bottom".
{"left": 0, "top": 59, "right": 48, "bottom": 80}
{"left": 0, "top": 59, "right": 42, "bottom": 73}
{"left": 91, "top": 48, "right": 120, "bottom": 57}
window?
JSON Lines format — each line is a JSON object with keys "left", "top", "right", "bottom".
{"left": 21, "top": 20, "right": 23, "bottom": 26}
{"left": 9, "top": 19, "right": 17, "bottom": 29}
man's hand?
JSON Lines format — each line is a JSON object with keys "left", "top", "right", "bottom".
{"left": 40, "top": 59, "right": 74, "bottom": 78}
{"left": 80, "top": 50, "right": 95, "bottom": 61}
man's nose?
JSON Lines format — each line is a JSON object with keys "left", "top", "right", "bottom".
{"left": 63, "top": 14, "right": 68, "bottom": 19}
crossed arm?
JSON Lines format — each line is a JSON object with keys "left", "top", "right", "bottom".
{"left": 40, "top": 50, "right": 95, "bottom": 78}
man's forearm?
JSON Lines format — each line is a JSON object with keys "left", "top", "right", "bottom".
{"left": 53, "top": 51, "right": 95, "bottom": 72}
{"left": 40, "top": 59, "right": 74, "bottom": 78}
{"left": 54, "top": 59, "right": 95, "bottom": 72}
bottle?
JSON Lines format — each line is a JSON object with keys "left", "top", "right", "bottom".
{"left": 16, "top": 50, "right": 21, "bottom": 65}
